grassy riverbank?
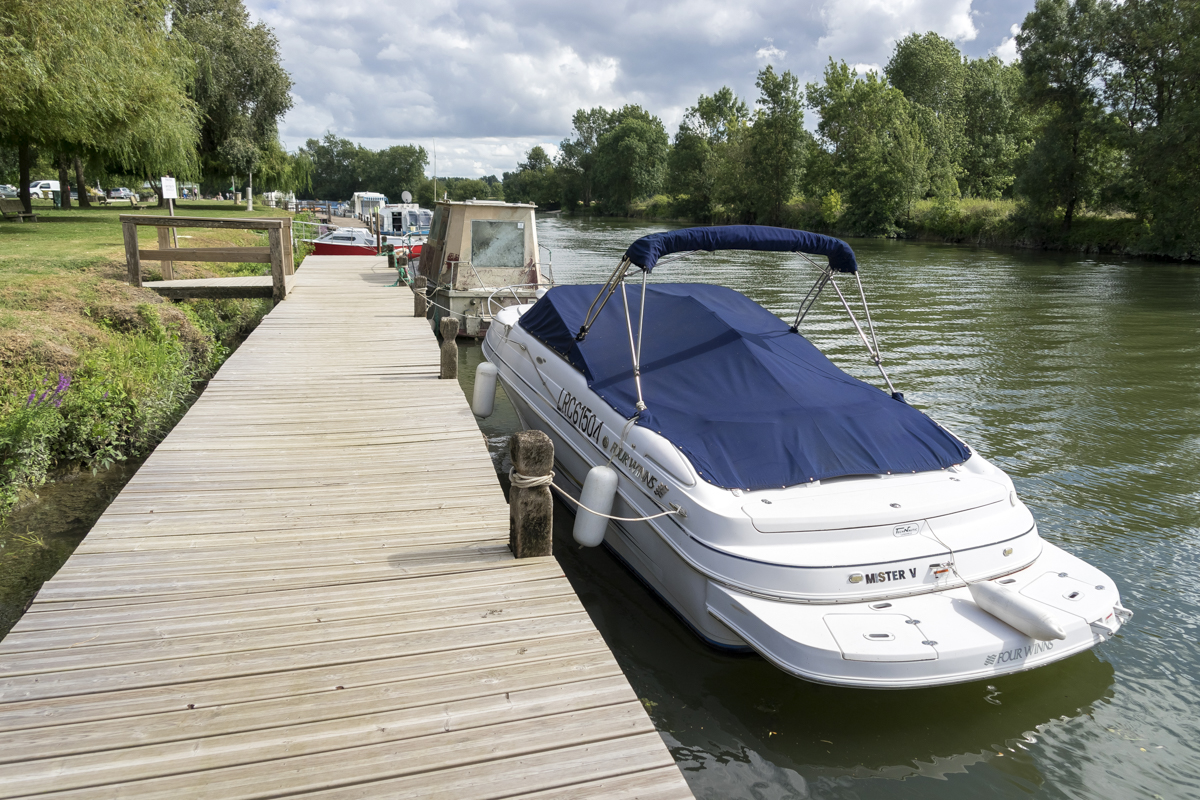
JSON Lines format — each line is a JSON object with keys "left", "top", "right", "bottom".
{"left": 0, "top": 200, "right": 295, "bottom": 518}
{"left": 621, "top": 196, "right": 1181, "bottom": 260}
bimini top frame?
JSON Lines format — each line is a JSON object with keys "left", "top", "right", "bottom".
{"left": 573, "top": 225, "right": 902, "bottom": 414}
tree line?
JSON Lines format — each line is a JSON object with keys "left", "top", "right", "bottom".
{"left": 500, "top": 0, "right": 1199, "bottom": 257}
{"left": 294, "top": 133, "right": 507, "bottom": 207}
{"left": 1, "top": 0, "right": 301, "bottom": 211}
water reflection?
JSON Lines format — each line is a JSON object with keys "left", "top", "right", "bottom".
{"left": 459, "top": 217, "right": 1200, "bottom": 799}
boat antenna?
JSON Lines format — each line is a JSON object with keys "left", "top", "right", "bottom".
{"left": 432, "top": 140, "right": 437, "bottom": 205}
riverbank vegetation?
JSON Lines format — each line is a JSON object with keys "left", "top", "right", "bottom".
{"left": 496, "top": 0, "right": 1200, "bottom": 260}
{"left": 0, "top": 202, "right": 289, "bottom": 518}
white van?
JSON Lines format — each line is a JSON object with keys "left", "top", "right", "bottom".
{"left": 28, "top": 180, "right": 60, "bottom": 199}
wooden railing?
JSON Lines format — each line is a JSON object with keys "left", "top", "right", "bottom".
{"left": 121, "top": 215, "right": 295, "bottom": 303}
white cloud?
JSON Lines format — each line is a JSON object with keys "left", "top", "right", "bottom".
{"left": 246, "top": 0, "right": 1032, "bottom": 179}
{"left": 817, "top": 0, "right": 978, "bottom": 71}
{"left": 994, "top": 23, "right": 1021, "bottom": 63}
{"left": 756, "top": 38, "right": 787, "bottom": 62}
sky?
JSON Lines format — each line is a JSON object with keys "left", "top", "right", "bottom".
{"left": 246, "top": 0, "right": 1033, "bottom": 179}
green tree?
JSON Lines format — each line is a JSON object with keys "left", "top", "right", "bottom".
{"left": 667, "top": 87, "right": 749, "bottom": 220}
{"left": 807, "top": 60, "right": 929, "bottom": 234}
{"left": 0, "top": 0, "right": 200, "bottom": 212}
{"left": 299, "top": 134, "right": 362, "bottom": 200}
{"left": 170, "top": 0, "right": 292, "bottom": 193}
{"left": 886, "top": 33, "right": 967, "bottom": 199}
{"left": 961, "top": 57, "right": 1033, "bottom": 198}
{"left": 556, "top": 107, "right": 614, "bottom": 210}
{"left": 1016, "top": 0, "right": 1114, "bottom": 230}
{"left": 747, "top": 66, "right": 809, "bottom": 225}
{"left": 593, "top": 106, "right": 669, "bottom": 215}
{"left": 365, "top": 145, "right": 428, "bottom": 202}
{"left": 1104, "top": 0, "right": 1200, "bottom": 254}
{"left": 503, "top": 146, "right": 558, "bottom": 207}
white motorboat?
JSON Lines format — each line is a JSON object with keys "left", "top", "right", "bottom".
{"left": 477, "top": 226, "right": 1130, "bottom": 689}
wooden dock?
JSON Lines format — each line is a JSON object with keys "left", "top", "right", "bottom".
{"left": 143, "top": 273, "right": 299, "bottom": 300}
{"left": 0, "top": 256, "right": 692, "bottom": 799}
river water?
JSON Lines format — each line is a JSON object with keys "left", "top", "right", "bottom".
{"left": 461, "top": 216, "right": 1200, "bottom": 800}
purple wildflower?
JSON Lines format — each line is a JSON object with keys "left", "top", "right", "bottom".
{"left": 26, "top": 390, "right": 36, "bottom": 406}
{"left": 35, "top": 390, "right": 48, "bottom": 405}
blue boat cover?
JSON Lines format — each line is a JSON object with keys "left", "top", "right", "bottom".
{"left": 518, "top": 284, "right": 970, "bottom": 490}
{"left": 625, "top": 226, "right": 858, "bottom": 274}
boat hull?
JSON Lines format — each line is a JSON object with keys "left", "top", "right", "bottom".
{"left": 311, "top": 242, "right": 378, "bottom": 256}
{"left": 482, "top": 307, "right": 1128, "bottom": 688}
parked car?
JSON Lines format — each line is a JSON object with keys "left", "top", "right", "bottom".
{"left": 107, "top": 187, "right": 134, "bottom": 199}
{"left": 0, "top": 184, "right": 18, "bottom": 198}
{"left": 28, "top": 180, "right": 60, "bottom": 199}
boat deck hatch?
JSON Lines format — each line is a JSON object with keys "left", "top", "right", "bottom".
{"left": 824, "top": 614, "right": 938, "bottom": 662}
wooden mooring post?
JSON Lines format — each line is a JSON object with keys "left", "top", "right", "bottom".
{"left": 413, "top": 275, "right": 427, "bottom": 317}
{"left": 509, "top": 430, "right": 554, "bottom": 558}
{"left": 439, "top": 316, "right": 459, "bottom": 379}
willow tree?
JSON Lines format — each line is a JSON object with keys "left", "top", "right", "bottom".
{"left": 170, "top": 0, "right": 293, "bottom": 194}
{"left": 0, "top": 0, "right": 199, "bottom": 211}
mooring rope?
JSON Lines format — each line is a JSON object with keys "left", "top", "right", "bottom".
{"left": 509, "top": 467, "right": 682, "bottom": 522}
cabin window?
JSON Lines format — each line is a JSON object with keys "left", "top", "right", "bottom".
{"left": 429, "top": 206, "right": 448, "bottom": 243}
{"left": 471, "top": 220, "right": 525, "bottom": 268}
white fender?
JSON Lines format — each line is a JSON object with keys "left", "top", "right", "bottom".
{"left": 472, "top": 362, "right": 498, "bottom": 417}
{"left": 969, "top": 580, "right": 1066, "bottom": 641}
{"left": 573, "top": 465, "right": 617, "bottom": 547}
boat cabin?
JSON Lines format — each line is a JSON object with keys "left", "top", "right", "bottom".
{"left": 379, "top": 203, "right": 432, "bottom": 236}
{"left": 417, "top": 200, "right": 545, "bottom": 337}
{"left": 351, "top": 191, "right": 388, "bottom": 221}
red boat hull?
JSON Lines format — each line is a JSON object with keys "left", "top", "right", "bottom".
{"left": 311, "top": 242, "right": 378, "bottom": 256}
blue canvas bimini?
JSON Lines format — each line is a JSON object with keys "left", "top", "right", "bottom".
{"left": 518, "top": 283, "right": 970, "bottom": 491}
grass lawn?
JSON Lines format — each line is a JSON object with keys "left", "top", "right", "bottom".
{"left": 0, "top": 199, "right": 295, "bottom": 278}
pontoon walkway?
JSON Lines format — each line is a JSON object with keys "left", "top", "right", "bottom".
{"left": 0, "top": 256, "right": 692, "bottom": 799}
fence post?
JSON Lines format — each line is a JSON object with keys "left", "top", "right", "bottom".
{"left": 282, "top": 217, "right": 295, "bottom": 275}
{"left": 156, "top": 226, "right": 174, "bottom": 281}
{"left": 123, "top": 221, "right": 141, "bottom": 287}
{"left": 414, "top": 276, "right": 427, "bottom": 317}
{"left": 268, "top": 223, "right": 287, "bottom": 304}
{"left": 439, "top": 316, "right": 459, "bottom": 379}
{"left": 509, "top": 430, "right": 554, "bottom": 558}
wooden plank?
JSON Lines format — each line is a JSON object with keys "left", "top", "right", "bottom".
{"left": 122, "top": 220, "right": 140, "bottom": 286}
{"left": 282, "top": 217, "right": 294, "bottom": 275}
{"left": 155, "top": 227, "right": 173, "bottom": 280}
{"left": 0, "top": 706, "right": 658, "bottom": 800}
{"left": 138, "top": 247, "right": 272, "bottom": 263}
{"left": 0, "top": 630, "right": 610, "bottom": 733}
{"left": 268, "top": 225, "right": 287, "bottom": 302}
{"left": 118, "top": 215, "right": 283, "bottom": 230}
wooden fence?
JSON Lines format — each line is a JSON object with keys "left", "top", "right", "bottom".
{"left": 121, "top": 215, "right": 295, "bottom": 303}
